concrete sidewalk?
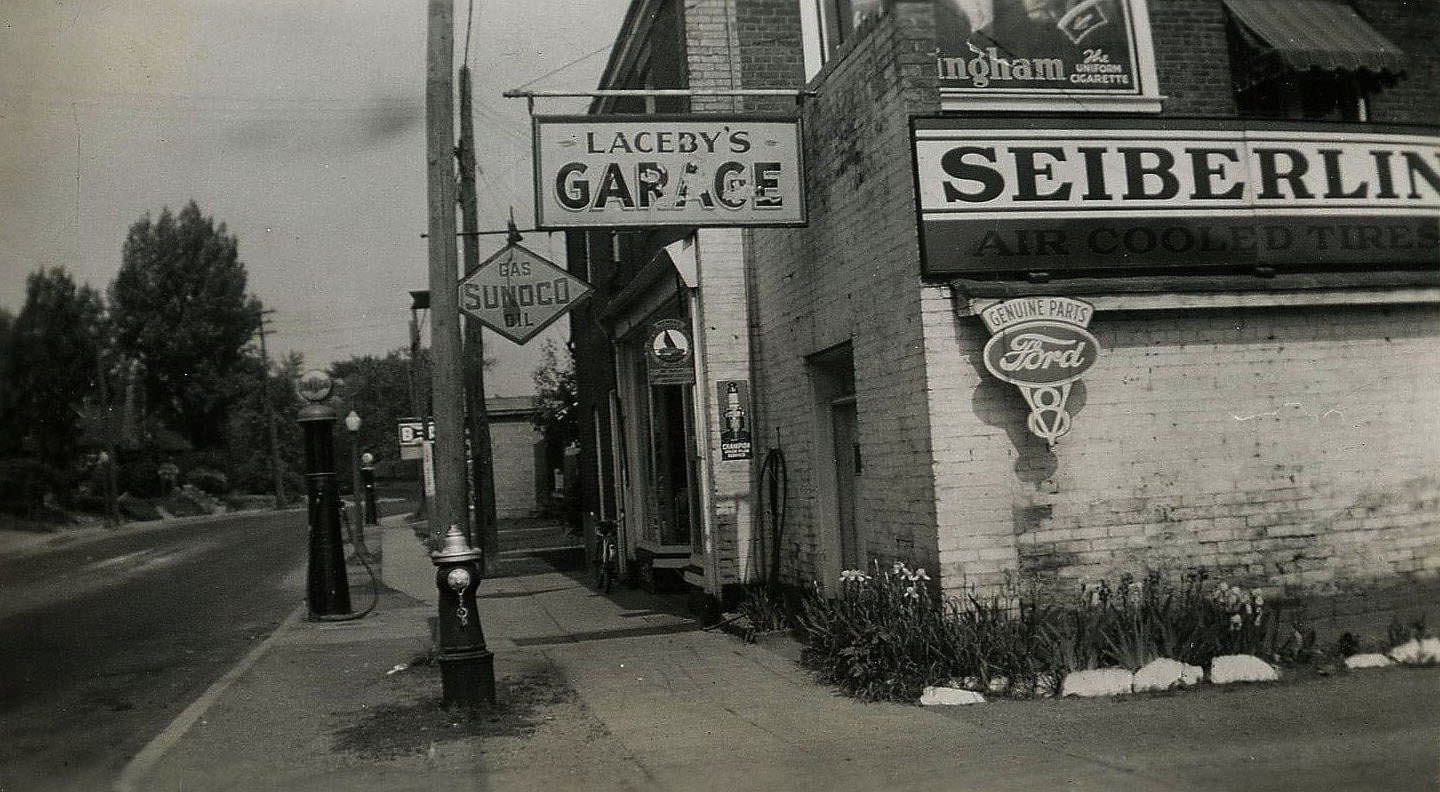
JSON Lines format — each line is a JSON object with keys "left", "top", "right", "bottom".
{"left": 123, "top": 515, "right": 1440, "bottom": 792}
{"left": 123, "top": 516, "right": 1046, "bottom": 792}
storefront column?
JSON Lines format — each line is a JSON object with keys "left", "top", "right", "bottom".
{"left": 690, "top": 228, "right": 757, "bottom": 599}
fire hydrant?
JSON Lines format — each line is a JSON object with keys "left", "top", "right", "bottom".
{"left": 431, "top": 524, "right": 495, "bottom": 707}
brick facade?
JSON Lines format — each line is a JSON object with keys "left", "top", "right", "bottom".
{"left": 578, "top": 0, "right": 1440, "bottom": 604}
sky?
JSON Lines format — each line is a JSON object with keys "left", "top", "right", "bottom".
{"left": 0, "top": 0, "right": 628, "bottom": 396}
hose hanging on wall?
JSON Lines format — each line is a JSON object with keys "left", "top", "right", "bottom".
{"left": 758, "top": 447, "right": 787, "bottom": 590}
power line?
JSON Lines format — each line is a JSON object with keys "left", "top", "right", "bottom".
{"left": 464, "top": 0, "right": 478, "bottom": 70}
{"left": 512, "top": 45, "right": 612, "bottom": 92}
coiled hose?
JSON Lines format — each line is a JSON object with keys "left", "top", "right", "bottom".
{"left": 311, "top": 502, "right": 380, "bottom": 622}
{"left": 758, "top": 447, "right": 787, "bottom": 589}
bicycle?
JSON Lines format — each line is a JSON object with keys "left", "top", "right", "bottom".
{"left": 595, "top": 519, "right": 619, "bottom": 593}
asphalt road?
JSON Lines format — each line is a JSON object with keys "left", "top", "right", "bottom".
{"left": 0, "top": 509, "right": 314, "bottom": 792}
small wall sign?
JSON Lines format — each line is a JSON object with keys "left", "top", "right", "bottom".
{"left": 717, "top": 380, "right": 753, "bottom": 461}
{"left": 646, "top": 319, "right": 695, "bottom": 385}
{"left": 980, "top": 297, "right": 1099, "bottom": 445}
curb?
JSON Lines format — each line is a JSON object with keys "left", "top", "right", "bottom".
{"left": 111, "top": 601, "right": 308, "bottom": 792}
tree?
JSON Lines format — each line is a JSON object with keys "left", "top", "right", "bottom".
{"left": 329, "top": 349, "right": 418, "bottom": 469}
{"left": 0, "top": 307, "right": 16, "bottom": 456}
{"left": 224, "top": 350, "right": 306, "bottom": 497}
{"left": 110, "top": 201, "right": 262, "bottom": 449}
{"left": 4, "top": 268, "right": 108, "bottom": 468}
{"left": 531, "top": 339, "right": 579, "bottom": 450}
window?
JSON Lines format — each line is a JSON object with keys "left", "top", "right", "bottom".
{"left": 1233, "top": 70, "right": 1382, "bottom": 122}
{"left": 802, "top": 0, "right": 883, "bottom": 78}
{"left": 1225, "top": 0, "right": 1405, "bottom": 122}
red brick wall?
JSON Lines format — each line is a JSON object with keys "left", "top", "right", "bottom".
{"left": 1147, "top": 0, "right": 1237, "bottom": 117}
{"left": 1354, "top": 0, "right": 1440, "bottom": 125}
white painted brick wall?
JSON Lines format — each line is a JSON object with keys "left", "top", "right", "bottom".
{"left": 923, "top": 303, "right": 1440, "bottom": 600}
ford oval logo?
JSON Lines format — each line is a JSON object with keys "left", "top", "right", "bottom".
{"left": 982, "top": 321, "right": 1099, "bottom": 387}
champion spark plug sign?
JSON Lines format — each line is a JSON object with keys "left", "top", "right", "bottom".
{"left": 913, "top": 118, "right": 1440, "bottom": 275}
{"left": 533, "top": 115, "right": 806, "bottom": 229}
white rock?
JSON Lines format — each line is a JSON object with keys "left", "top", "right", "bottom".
{"left": 1344, "top": 653, "right": 1395, "bottom": 670}
{"left": 1180, "top": 663, "right": 1204, "bottom": 687}
{"left": 1061, "top": 668, "right": 1134, "bottom": 697}
{"left": 919, "top": 686, "right": 986, "bottom": 706}
{"left": 1209, "top": 654, "right": 1279, "bottom": 684}
{"left": 1132, "top": 658, "right": 1186, "bottom": 692}
{"left": 986, "top": 676, "right": 1010, "bottom": 694}
{"left": 1388, "top": 637, "right": 1440, "bottom": 665}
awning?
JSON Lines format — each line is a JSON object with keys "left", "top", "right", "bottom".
{"left": 1225, "top": 0, "right": 1406, "bottom": 87}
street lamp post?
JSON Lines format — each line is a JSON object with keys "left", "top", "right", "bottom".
{"left": 296, "top": 370, "right": 352, "bottom": 618}
{"left": 344, "top": 410, "right": 371, "bottom": 559}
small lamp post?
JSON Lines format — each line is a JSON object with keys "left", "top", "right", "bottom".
{"left": 344, "top": 410, "right": 369, "bottom": 557}
{"left": 360, "top": 451, "right": 378, "bottom": 525}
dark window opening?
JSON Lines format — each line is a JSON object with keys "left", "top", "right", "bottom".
{"left": 1234, "top": 70, "right": 1391, "bottom": 122}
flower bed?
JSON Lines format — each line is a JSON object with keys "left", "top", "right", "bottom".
{"left": 738, "top": 561, "right": 1431, "bottom": 704}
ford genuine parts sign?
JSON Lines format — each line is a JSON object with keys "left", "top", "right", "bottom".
{"left": 532, "top": 115, "right": 805, "bottom": 229}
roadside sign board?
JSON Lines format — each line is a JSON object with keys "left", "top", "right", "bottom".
{"left": 397, "top": 417, "right": 435, "bottom": 460}
{"left": 458, "top": 243, "right": 592, "bottom": 345}
{"left": 532, "top": 114, "right": 806, "bottom": 229}
{"left": 912, "top": 117, "right": 1440, "bottom": 276}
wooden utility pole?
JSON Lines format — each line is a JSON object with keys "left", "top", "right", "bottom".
{"left": 407, "top": 297, "right": 429, "bottom": 519}
{"left": 426, "top": 0, "right": 469, "bottom": 546}
{"left": 255, "top": 309, "right": 286, "bottom": 509}
{"left": 457, "top": 65, "right": 499, "bottom": 570}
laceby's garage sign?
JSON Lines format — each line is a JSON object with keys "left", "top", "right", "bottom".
{"left": 912, "top": 118, "right": 1440, "bottom": 275}
{"left": 533, "top": 115, "right": 805, "bottom": 229}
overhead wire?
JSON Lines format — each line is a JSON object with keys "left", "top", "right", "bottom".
{"left": 511, "top": 45, "right": 612, "bottom": 92}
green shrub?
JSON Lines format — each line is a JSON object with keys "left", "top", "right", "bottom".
{"left": 183, "top": 466, "right": 229, "bottom": 496}
{"left": 116, "top": 450, "right": 163, "bottom": 497}
{"left": 793, "top": 562, "right": 954, "bottom": 702}
{"left": 0, "top": 458, "right": 72, "bottom": 519}
{"left": 735, "top": 584, "right": 798, "bottom": 641}
{"left": 117, "top": 493, "right": 161, "bottom": 521}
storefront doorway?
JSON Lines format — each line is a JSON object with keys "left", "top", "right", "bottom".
{"left": 615, "top": 323, "right": 701, "bottom": 589}
{"left": 648, "top": 383, "right": 698, "bottom": 551}
{"left": 831, "top": 398, "right": 860, "bottom": 570}
{"left": 810, "top": 342, "right": 859, "bottom": 582}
